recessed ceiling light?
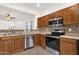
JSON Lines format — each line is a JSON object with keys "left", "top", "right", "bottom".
{"left": 36, "top": 3, "right": 40, "bottom": 7}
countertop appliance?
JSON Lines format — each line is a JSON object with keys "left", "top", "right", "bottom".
{"left": 49, "top": 17, "right": 63, "bottom": 26}
{"left": 46, "top": 29, "right": 64, "bottom": 55}
{"left": 24, "top": 34, "right": 34, "bottom": 49}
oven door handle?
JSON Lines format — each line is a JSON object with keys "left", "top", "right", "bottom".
{"left": 46, "top": 35, "right": 59, "bottom": 39}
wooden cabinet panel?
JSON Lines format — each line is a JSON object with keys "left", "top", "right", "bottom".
{"left": 0, "top": 35, "right": 25, "bottom": 55}
{"left": 14, "top": 36, "right": 24, "bottom": 52}
{"left": 60, "top": 42, "right": 77, "bottom": 55}
{"left": 34, "top": 34, "right": 40, "bottom": 47}
{"left": 0, "top": 39, "right": 3, "bottom": 54}
{"left": 60, "top": 38, "right": 77, "bottom": 55}
{"left": 39, "top": 35, "right": 46, "bottom": 48}
{"left": 34, "top": 34, "right": 46, "bottom": 48}
{"left": 0, "top": 37, "right": 14, "bottom": 54}
{"left": 69, "top": 5, "right": 78, "bottom": 24}
{"left": 48, "top": 13, "right": 55, "bottom": 20}
{"left": 63, "top": 9, "right": 69, "bottom": 25}
{"left": 37, "top": 18, "right": 42, "bottom": 27}
{"left": 37, "top": 15, "right": 49, "bottom": 27}
{"left": 63, "top": 4, "right": 78, "bottom": 25}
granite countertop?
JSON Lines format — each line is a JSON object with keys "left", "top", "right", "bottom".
{"left": 26, "top": 30, "right": 51, "bottom": 34}
{"left": 0, "top": 30, "right": 51, "bottom": 37}
{"left": 0, "top": 34, "right": 25, "bottom": 38}
{"left": 60, "top": 35, "right": 79, "bottom": 40}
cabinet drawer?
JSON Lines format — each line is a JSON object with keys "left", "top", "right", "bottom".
{"left": 1, "top": 37, "right": 14, "bottom": 40}
{"left": 60, "top": 38, "right": 77, "bottom": 44}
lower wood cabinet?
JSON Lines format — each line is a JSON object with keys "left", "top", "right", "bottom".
{"left": 0, "top": 37, "right": 14, "bottom": 54}
{"left": 34, "top": 34, "right": 46, "bottom": 48}
{"left": 14, "top": 36, "right": 25, "bottom": 53}
{"left": 39, "top": 35, "right": 46, "bottom": 48}
{"left": 0, "top": 35, "right": 25, "bottom": 55}
{"left": 60, "top": 37, "right": 77, "bottom": 55}
{"left": 34, "top": 34, "right": 40, "bottom": 47}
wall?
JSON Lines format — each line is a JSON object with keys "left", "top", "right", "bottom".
{"left": 0, "top": 20, "right": 26, "bottom": 30}
{"left": 0, "top": 5, "right": 36, "bottom": 30}
{"left": 65, "top": 24, "right": 78, "bottom": 36}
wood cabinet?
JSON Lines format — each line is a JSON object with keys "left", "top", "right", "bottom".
{"left": 34, "top": 34, "right": 46, "bottom": 48}
{"left": 0, "top": 37, "right": 14, "bottom": 54}
{"left": 14, "top": 35, "right": 25, "bottom": 53}
{"left": 0, "top": 35, "right": 25, "bottom": 55}
{"left": 39, "top": 34, "right": 46, "bottom": 48}
{"left": 37, "top": 16, "right": 48, "bottom": 27}
{"left": 63, "top": 4, "right": 78, "bottom": 25}
{"left": 34, "top": 34, "right": 40, "bottom": 47}
{"left": 37, "top": 4, "right": 78, "bottom": 27}
{"left": 60, "top": 37, "right": 77, "bottom": 55}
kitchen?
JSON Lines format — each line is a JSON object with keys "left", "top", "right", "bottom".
{"left": 0, "top": 3, "right": 78, "bottom": 55}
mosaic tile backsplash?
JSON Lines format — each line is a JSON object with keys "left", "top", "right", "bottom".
{"left": 65, "top": 24, "right": 78, "bottom": 36}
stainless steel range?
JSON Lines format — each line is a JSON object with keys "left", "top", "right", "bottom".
{"left": 46, "top": 29, "right": 64, "bottom": 55}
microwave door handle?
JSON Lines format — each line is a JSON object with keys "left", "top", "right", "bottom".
{"left": 57, "top": 20, "right": 58, "bottom": 26}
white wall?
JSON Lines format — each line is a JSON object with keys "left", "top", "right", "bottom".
{"left": 0, "top": 20, "right": 25, "bottom": 30}
{"left": 0, "top": 5, "right": 37, "bottom": 30}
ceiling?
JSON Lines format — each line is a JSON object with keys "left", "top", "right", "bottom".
{"left": 17, "top": 3, "right": 73, "bottom": 12}
{"left": 0, "top": 3, "right": 76, "bottom": 16}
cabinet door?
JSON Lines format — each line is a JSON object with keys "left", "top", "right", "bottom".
{"left": 0, "top": 39, "right": 3, "bottom": 54}
{"left": 63, "top": 5, "right": 78, "bottom": 25}
{"left": 37, "top": 18, "right": 41, "bottom": 27}
{"left": 69, "top": 5, "right": 78, "bottom": 24}
{"left": 48, "top": 13, "right": 56, "bottom": 20}
{"left": 63, "top": 9, "right": 68, "bottom": 25}
{"left": 34, "top": 34, "right": 40, "bottom": 47}
{"left": 43, "top": 16, "right": 49, "bottom": 26}
{"left": 60, "top": 42, "right": 77, "bottom": 55}
{"left": 14, "top": 36, "right": 24, "bottom": 52}
{"left": 64, "top": 8, "right": 70, "bottom": 25}
{"left": 0, "top": 38, "right": 14, "bottom": 54}
{"left": 40, "top": 35, "right": 46, "bottom": 48}
{"left": 37, "top": 16, "right": 49, "bottom": 27}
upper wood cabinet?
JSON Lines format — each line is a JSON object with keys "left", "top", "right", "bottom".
{"left": 37, "top": 16, "right": 49, "bottom": 27}
{"left": 48, "top": 13, "right": 56, "bottom": 20}
{"left": 69, "top": 5, "right": 78, "bottom": 24}
{"left": 63, "top": 4, "right": 78, "bottom": 25}
{"left": 60, "top": 37, "right": 77, "bottom": 55}
{"left": 37, "top": 4, "right": 78, "bottom": 27}
{"left": 55, "top": 10, "right": 63, "bottom": 17}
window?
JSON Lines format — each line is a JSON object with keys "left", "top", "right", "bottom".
{"left": 26, "top": 21, "right": 33, "bottom": 30}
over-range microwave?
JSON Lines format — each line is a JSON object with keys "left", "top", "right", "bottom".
{"left": 49, "top": 17, "right": 63, "bottom": 26}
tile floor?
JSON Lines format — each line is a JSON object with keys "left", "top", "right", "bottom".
{"left": 15, "top": 47, "right": 52, "bottom": 55}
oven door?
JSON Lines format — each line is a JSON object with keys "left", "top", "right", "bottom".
{"left": 46, "top": 37, "right": 60, "bottom": 51}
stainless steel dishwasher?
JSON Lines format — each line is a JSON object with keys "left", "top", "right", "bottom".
{"left": 24, "top": 34, "right": 34, "bottom": 49}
